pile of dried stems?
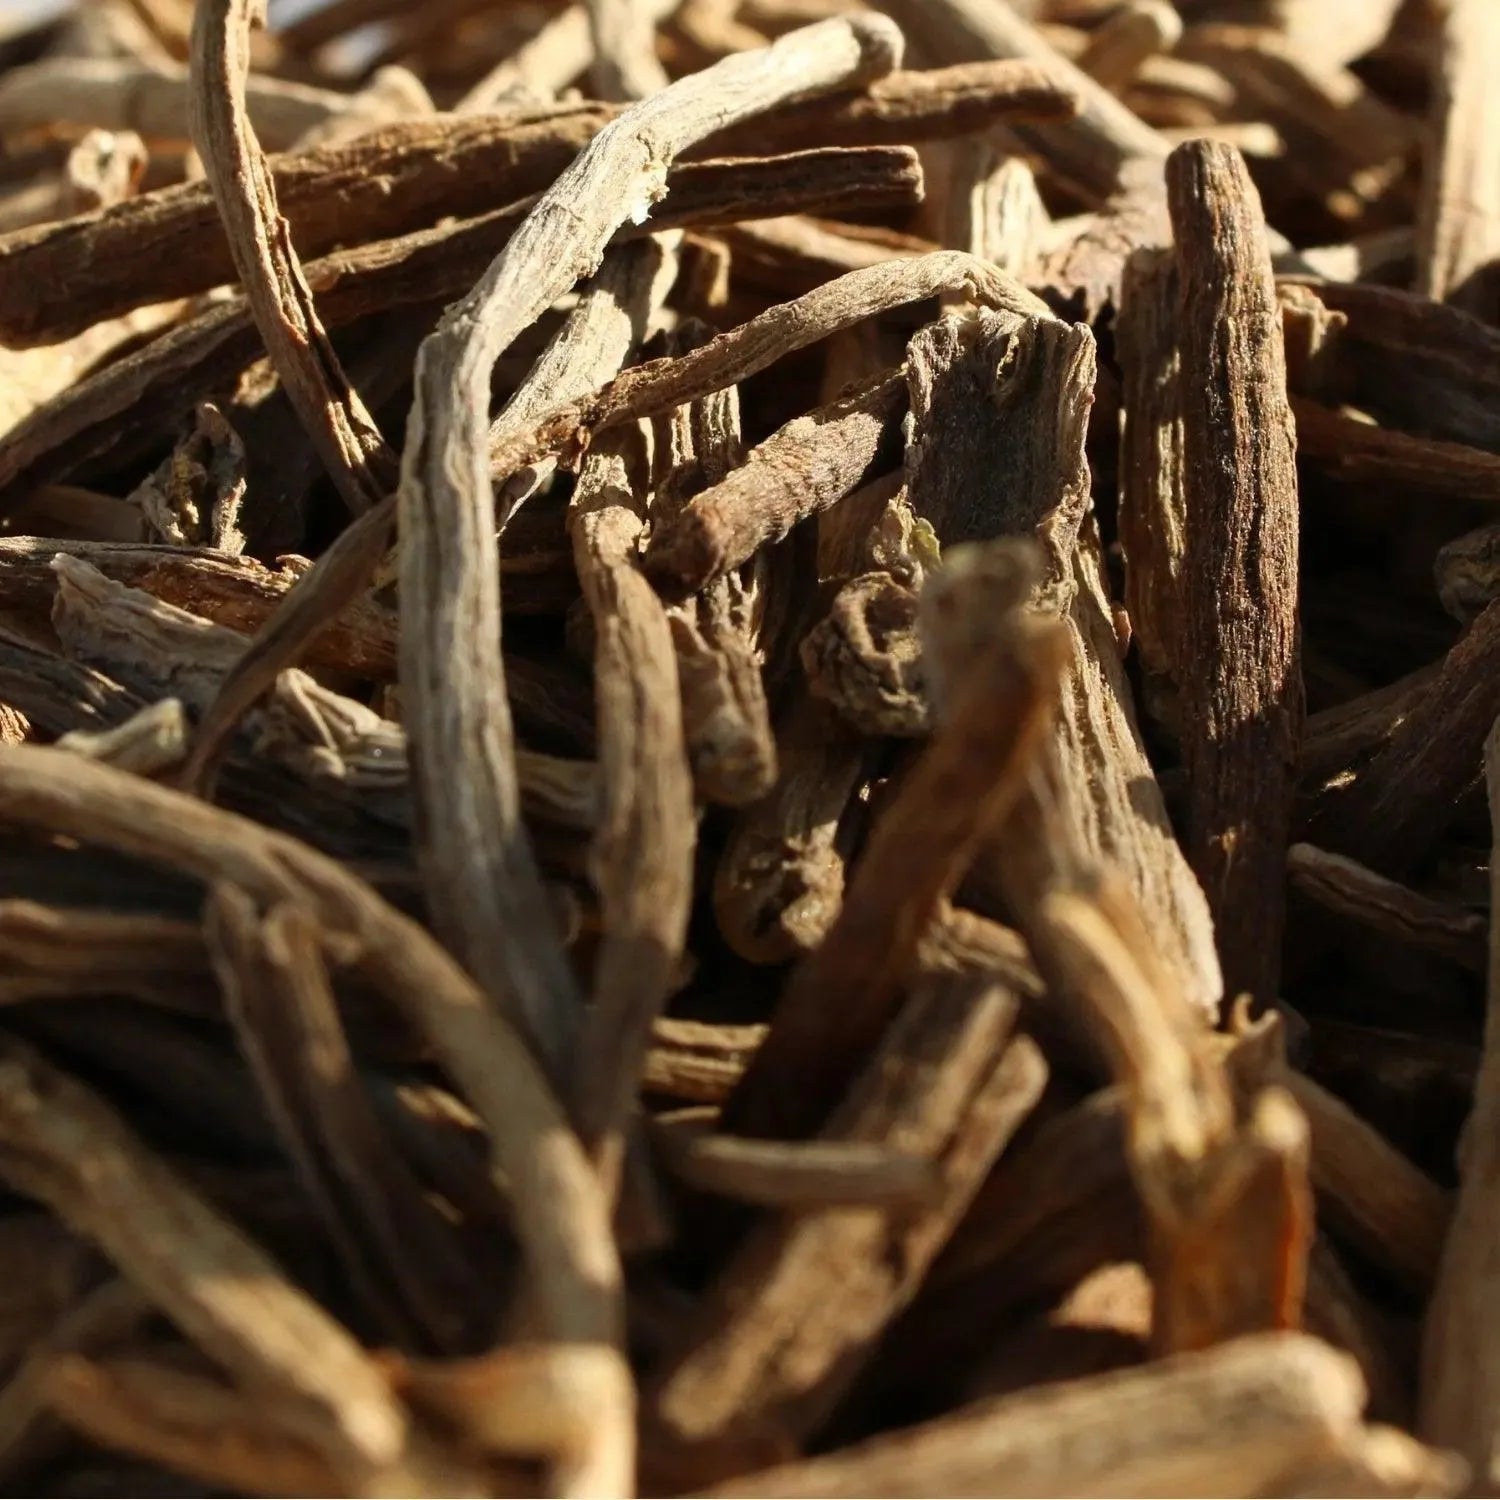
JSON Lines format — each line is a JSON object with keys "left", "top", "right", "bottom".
{"left": 0, "top": 0, "right": 1493, "bottom": 1493}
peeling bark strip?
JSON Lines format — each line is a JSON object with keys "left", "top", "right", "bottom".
{"left": 188, "top": 0, "right": 396, "bottom": 521}
{"left": 1166, "top": 140, "right": 1302, "bottom": 1007}
{"left": 907, "top": 311, "right": 1222, "bottom": 1022}
{"left": 399, "top": 15, "right": 901, "bottom": 1076}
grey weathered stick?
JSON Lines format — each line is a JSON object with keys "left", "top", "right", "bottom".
{"left": 568, "top": 416, "right": 695, "bottom": 1181}
{"left": 1419, "top": 716, "right": 1500, "bottom": 1481}
{"left": 0, "top": 55, "right": 350, "bottom": 149}
{"left": 1074, "top": 0, "right": 1181, "bottom": 91}
{"left": 488, "top": 252, "right": 1049, "bottom": 489}
{"left": 866, "top": 0, "right": 1168, "bottom": 200}
{"left": 645, "top": 370, "right": 907, "bottom": 597}
{"left": 189, "top": 0, "right": 397, "bottom": 523}
{"left": 1168, "top": 140, "right": 1302, "bottom": 1005}
{"left": 399, "top": 16, "right": 901, "bottom": 1077}
{"left": 207, "top": 884, "right": 487, "bottom": 1357}
{"left": 698, "top": 1333, "right": 1370, "bottom": 1500}
{"left": 588, "top": 0, "right": 672, "bottom": 100}
{"left": 1415, "top": 0, "right": 1500, "bottom": 319}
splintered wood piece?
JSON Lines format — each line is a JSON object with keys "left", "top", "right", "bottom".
{"left": 398, "top": 16, "right": 900, "bottom": 1080}
{"left": 868, "top": 0, "right": 1169, "bottom": 201}
{"left": 0, "top": 1038, "right": 417, "bottom": 1492}
{"left": 1287, "top": 843, "right": 1488, "bottom": 975}
{"left": 722, "top": 540, "right": 1066, "bottom": 1144}
{"left": 938, "top": 147, "right": 1048, "bottom": 283}
{"left": 651, "top": 978, "right": 1045, "bottom": 1471}
{"left": 1419, "top": 716, "right": 1500, "bottom": 1480}
{"left": 568, "top": 418, "right": 696, "bottom": 1178}
{"left": 906, "top": 310, "right": 1222, "bottom": 1021}
{"left": 0, "top": 745, "right": 631, "bottom": 1497}
{"left": 1416, "top": 0, "right": 1500, "bottom": 319}
{"left": 1437, "top": 523, "right": 1500, "bottom": 624}
{"left": 645, "top": 369, "right": 906, "bottom": 596}
{"left": 206, "top": 884, "right": 489, "bottom": 1356}
{"left": 1167, "top": 140, "right": 1302, "bottom": 1005}
{"left": 697, "top": 1333, "right": 1371, "bottom": 1499}
{"left": 189, "top": 0, "right": 397, "bottom": 521}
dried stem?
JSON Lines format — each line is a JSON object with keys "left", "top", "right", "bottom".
{"left": 1167, "top": 140, "right": 1302, "bottom": 1005}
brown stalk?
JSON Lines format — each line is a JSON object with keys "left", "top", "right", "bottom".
{"left": 1293, "top": 394, "right": 1500, "bottom": 506}
{"left": 0, "top": 59, "right": 1070, "bottom": 348}
{"left": 398, "top": 17, "right": 901, "bottom": 1079}
{"left": 41, "top": 1354, "right": 352, "bottom": 1499}
{"left": 723, "top": 539, "right": 1066, "bottom": 1144}
{"left": 1167, "top": 140, "right": 1302, "bottom": 1005}
{"left": 1415, "top": 0, "right": 1500, "bottom": 318}
{"left": 0, "top": 900, "right": 215, "bottom": 1011}
{"left": 645, "top": 369, "right": 907, "bottom": 597}
{"left": 0, "top": 744, "right": 631, "bottom": 1496}
{"left": 567, "top": 415, "right": 696, "bottom": 1176}
{"left": 0, "top": 1279, "right": 149, "bottom": 1487}
{"left": 1116, "top": 245, "right": 1185, "bottom": 734}
{"left": 0, "top": 147, "right": 919, "bottom": 513}
{"left": 1287, "top": 842, "right": 1488, "bottom": 975}
{"left": 697, "top": 1333, "right": 1370, "bottom": 1500}
{"left": 1419, "top": 716, "right": 1500, "bottom": 1479}
{"left": 713, "top": 214, "right": 931, "bottom": 297}
{"left": 1305, "top": 600, "right": 1500, "bottom": 875}
{"left": 651, "top": 984, "right": 1047, "bottom": 1474}
{"left": 189, "top": 0, "right": 397, "bottom": 522}
{"left": 206, "top": 883, "right": 489, "bottom": 1356}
